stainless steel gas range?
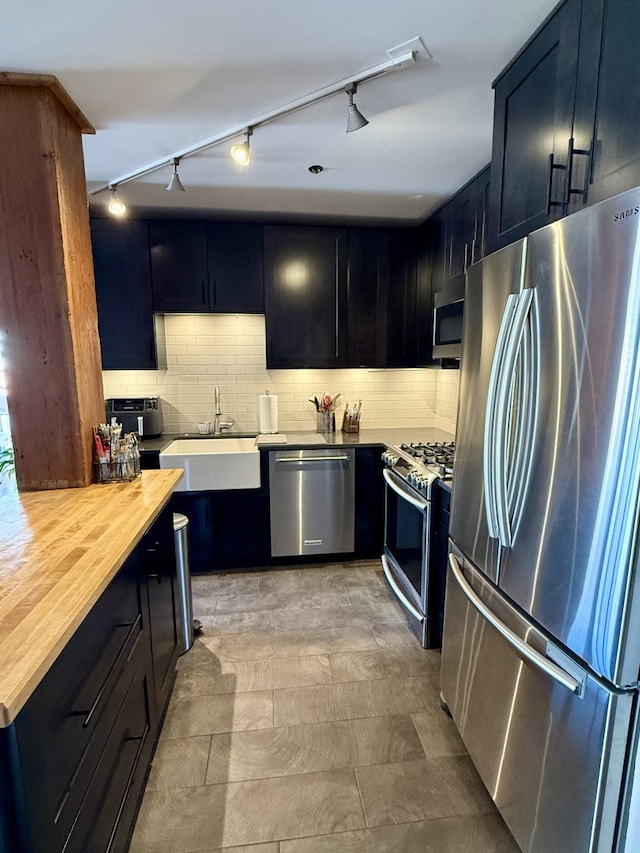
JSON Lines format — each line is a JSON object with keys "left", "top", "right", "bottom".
{"left": 381, "top": 441, "right": 455, "bottom": 648}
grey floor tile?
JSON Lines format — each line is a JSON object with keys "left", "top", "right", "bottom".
{"left": 329, "top": 646, "right": 441, "bottom": 682}
{"left": 279, "top": 814, "right": 520, "bottom": 853}
{"left": 161, "top": 691, "right": 273, "bottom": 738}
{"left": 145, "top": 735, "right": 211, "bottom": 791}
{"left": 273, "top": 675, "right": 435, "bottom": 726}
{"left": 356, "top": 756, "right": 497, "bottom": 827}
{"left": 193, "top": 573, "right": 261, "bottom": 597}
{"left": 372, "top": 622, "right": 428, "bottom": 651}
{"left": 173, "top": 654, "right": 332, "bottom": 699}
{"left": 129, "top": 769, "right": 365, "bottom": 851}
{"left": 259, "top": 564, "right": 383, "bottom": 594}
{"left": 215, "top": 587, "right": 350, "bottom": 615}
{"left": 133, "top": 561, "right": 516, "bottom": 853}
{"left": 346, "top": 584, "right": 398, "bottom": 606}
{"left": 205, "top": 715, "right": 424, "bottom": 783}
{"left": 274, "top": 602, "right": 406, "bottom": 632}
{"left": 411, "top": 705, "right": 468, "bottom": 757}
{"left": 197, "top": 610, "right": 277, "bottom": 635}
{"left": 200, "top": 626, "right": 379, "bottom": 662}
{"left": 176, "top": 638, "right": 221, "bottom": 670}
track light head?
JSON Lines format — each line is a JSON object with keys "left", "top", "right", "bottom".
{"left": 166, "top": 157, "right": 186, "bottom": 192}
{"left": 230, "top": 127, "right": 253, "bottom": 167}
{"left": 107, "top": 185, "right": 127, "bottom": 216}
{"left": 345, "top": 84, "right": 369, "bottom": 133}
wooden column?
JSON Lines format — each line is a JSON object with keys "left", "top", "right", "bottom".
{"left": 0, "top": 73, "right": 104, "bottom": 490}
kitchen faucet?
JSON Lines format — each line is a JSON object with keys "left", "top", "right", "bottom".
{"left": 213, "top": 386, "right": 234, "bottom": 434}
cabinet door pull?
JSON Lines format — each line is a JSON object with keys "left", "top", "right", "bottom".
{"left": 546, "top": 152, "right": 568, "bottom": 215}
{"left": 105, "top": 724, "right": 150, "bottom": 853}
{"left": 80, "top": 613, "right": 142, "bottom": 729}
{"left": 565, "top": 137, "right": 592, "bottom": 206}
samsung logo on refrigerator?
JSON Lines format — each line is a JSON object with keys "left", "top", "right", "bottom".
{"left": 613, "top": 206, "right": 640, "bottom": 221}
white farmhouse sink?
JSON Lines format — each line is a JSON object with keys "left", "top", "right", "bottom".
{"left": 159, "top": 438, "right": 260, "bottom": 491}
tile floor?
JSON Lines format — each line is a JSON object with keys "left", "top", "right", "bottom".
{"left": 129, "top": 561, "right": 519, "bottom": 853}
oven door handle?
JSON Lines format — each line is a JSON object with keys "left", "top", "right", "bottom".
{"left": 383, "top": 468, "right": 428, "bottom": 512}
{"left": 381, "top": 555, "right": 424, "bottom": 623}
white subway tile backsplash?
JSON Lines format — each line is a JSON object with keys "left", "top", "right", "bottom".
{"left": 101, "top": 314, "right": 460, "bottom": 435}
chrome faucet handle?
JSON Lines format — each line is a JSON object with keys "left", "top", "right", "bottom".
{"left": 214, "top": 386, "right": 222, "bottom": 416}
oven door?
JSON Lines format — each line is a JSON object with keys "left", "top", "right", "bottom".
{"left": 382, "top": 468, "right": 431, "bottom": 645}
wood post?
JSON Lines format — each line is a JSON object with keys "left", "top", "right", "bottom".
{"left": 0, "top": 73, "right": 104, "bottom": 489}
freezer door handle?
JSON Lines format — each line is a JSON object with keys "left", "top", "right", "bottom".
{"left": 448, "top": 554, "right": 582, "bottom": 694}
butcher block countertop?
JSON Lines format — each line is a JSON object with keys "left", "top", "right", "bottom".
{"left": 0, "top": 469, "right": 183, "bottom": 727}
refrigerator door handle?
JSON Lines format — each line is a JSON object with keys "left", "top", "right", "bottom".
{"left": 448, "top": 554, "right": 582, "bottom": 694}
{"left": 484, "top": 293, "right": 520, "bottom": 540}
{"left": 493, "top": 288, "right": 536, "bottom": 548}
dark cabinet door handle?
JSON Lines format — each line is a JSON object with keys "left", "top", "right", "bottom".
{"left": 105, "top": 724, "right": 150, "bottom": 853}
{"left": 546, "top": 152, "right": 568, "bottom": 216}
{"left": 565, "top": 137, "right": 592, "bottom": 206}
{"left": 80, "top": 613, "right": 142, "bottom": 729}
{"left": 202, "top": 279, "right": 207, "bottom": 306}
{"left": 212, "top": 278, "right": 217, "bottom": 306}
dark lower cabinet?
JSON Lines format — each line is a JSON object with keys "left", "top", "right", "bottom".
{"left": 141, "top": 509, "right": 180, "bottom": 716}
{"left": 354, "top": 447, "right": 385, "bottom": 558}
{"left": 431, "top": 484, "right": 451, "bottom": 649}
{"left": 169, "top": 447, "right": 384, "bottom": 571}
{"left": 0, "top": 505, "right": 179, "bottom": 853}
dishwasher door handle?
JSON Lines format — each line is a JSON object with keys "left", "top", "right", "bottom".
{"left": 275, "top": 455, "right": 352, "bottom": 463}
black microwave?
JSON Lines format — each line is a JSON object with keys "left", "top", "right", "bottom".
{"left": 433, "top": 279, "right": 464, "bottom": 359}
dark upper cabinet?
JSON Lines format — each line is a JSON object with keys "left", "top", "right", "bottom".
{"left": 149, "top": 221, "right": 264, "bottom": 314}
{"left": 386, "top": 229, "right": 418, "bottom": 367}
{"left": 490, "top": 0, "right": 581, "bottom": 249}
{"left": 207, "top": 223, "right": 264, "bottom": 313}
{"left": 491, "top": 0, "right": 640, "bottom": 248}
{"left": 440, "top": 166, "right": 491, "bottom": 282}
{"left": 91, "top": 218, "right": 161, "bottom": 370}
{"left": 415, "top": 220, "right": 439, "bottom": 367}
{"left": 571, "top": 0, "right": 640, "bottom": 210}
{"left": 264, "top": 224, "right": 349, "bottom": 369}
{"left": 149, "top": 221, "right": 209, "bottom": 312}
{"left": 347, "top": 228, "right": 390, "bottom": 367}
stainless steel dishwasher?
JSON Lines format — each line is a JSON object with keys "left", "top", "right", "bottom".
{"left": 269, "top": 447, "right": 355, "bottom": 557}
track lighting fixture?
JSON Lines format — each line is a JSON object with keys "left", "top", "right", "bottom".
{"left": 166, "top": 157, "right": 186, "bottom": 192}
{"left": 345, "top": 84, "right": 369, "bottom": 133}
{"left": 230, "top": 127, "right": 253, "bottom": 167}
{"left": 107, "top": 185, "right": 127, "bottom": 216}
{"left": 92, "top": 37, "right": 429, "bottom": 206}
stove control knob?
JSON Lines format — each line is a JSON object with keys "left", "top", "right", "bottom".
{"left": 381, "top": 451, "right": 398, "bottom": 468}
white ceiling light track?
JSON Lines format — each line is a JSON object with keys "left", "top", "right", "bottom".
{"left": 91, "top": 36, "right": 430, "bottom": 210}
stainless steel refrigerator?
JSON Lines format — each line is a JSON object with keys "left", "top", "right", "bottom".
{"left": 441, "top": 186, "right": 640, "bottom": 853}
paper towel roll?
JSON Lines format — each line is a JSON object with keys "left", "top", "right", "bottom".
{"left": 259, "top": 394, "right": 278, "bottom": 434}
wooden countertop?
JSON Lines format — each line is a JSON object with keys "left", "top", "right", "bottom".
{"left": 0, "top": 469, "right": 183, "bottom": 727}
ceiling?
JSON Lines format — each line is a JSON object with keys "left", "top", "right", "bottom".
{"left": 3, "top": 0, "right": 559, "bottom": 225}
